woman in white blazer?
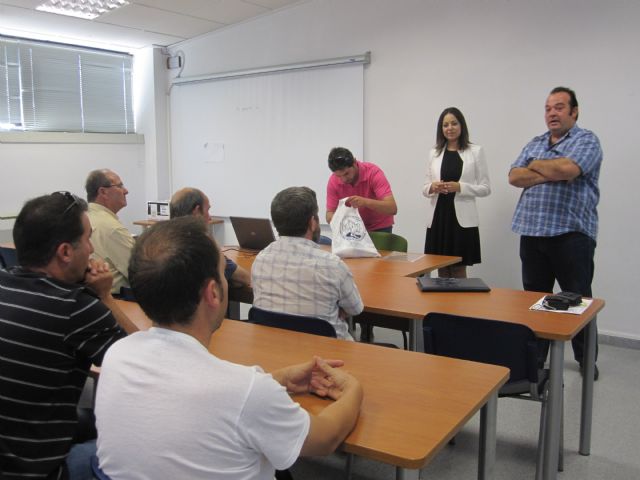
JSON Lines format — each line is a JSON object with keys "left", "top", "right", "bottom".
{"left": 422, "top": 107, "right": 491, "bottom": 278}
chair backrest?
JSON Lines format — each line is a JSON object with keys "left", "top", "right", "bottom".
{"left": 0, "top": 246, "right": 18, "bottom": 269}
{"left": 423, "top": 312, "right": 539, "bottom": 384}
{"left": 116, "top": 286, "right": 136, "bottom": 301}
{"left": 368, "top": 232, "right": 408, "bottom": 252}
{"left": 248, "top": 307, "right": 337, "bottom": 338}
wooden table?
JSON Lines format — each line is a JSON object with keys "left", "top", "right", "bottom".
{"left": 133, "top": 216, "right": 224, "bottom": 230}
{"left": 133, "top": 216, "right": 224, "bottom": 229}
{"left": 114, "top": 300, "right": 508, "bottom": 480}
{"left": 353, "top": 275, "right": 604, "bottom": 480}
{"left": 221, "top": 247, "right": 604, "bottom": 479}
{"left": 223, "top": 247, "right": 460, "bottom": 279}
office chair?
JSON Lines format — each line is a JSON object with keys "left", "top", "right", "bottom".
{"left": 355, "top": 232, "right": 410, "bottom": 349}
{"left": 367, "top": 231, "right": 408, "bottom": 252}
{"left": 423, "top": 312, "right": 563, "bottom": 480}
{"left": 115, "top": 286, "right": 136, "bottom": 301}
{"left": 249, "top": 306, "right": 367, "bottom": 479}
{"left": 248, "top": 307, "right": 337, "bottom": 337}
{"left": 0, "top": 246, "right": 18, "bottom": 269}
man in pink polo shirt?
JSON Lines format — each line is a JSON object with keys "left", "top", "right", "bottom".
{"left": 326, "top": 147, "right": 398, "bottom": 232}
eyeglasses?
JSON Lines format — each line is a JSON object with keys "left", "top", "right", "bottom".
{"left": 53, "top": 191, "right": 81, "bottom": 215}
{"left": 105, "top": 182, "right": 125, "bottom": 189}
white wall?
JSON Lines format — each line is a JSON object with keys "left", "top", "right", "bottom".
{"left": 0, "top": 142, "right": 146, "bottom": 236}
{"left": 134, "top": 46, "right": 171, "bottom": 202}
{"left": 167, "top": 0, "right": 640, "bottom": 341}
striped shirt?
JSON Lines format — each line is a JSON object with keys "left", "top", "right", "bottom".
{"left": 511, "top": 125, "right": 603, "bottom": 240}
{"left": 0, "top": 268, "right": 125, "bottom": 479}
{"left": 251, "top": 236, "right": 363, "bottom": 340}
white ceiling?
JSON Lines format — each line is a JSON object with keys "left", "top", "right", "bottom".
{"left": 0, "top": 0, "right": 302, "bottom": 52}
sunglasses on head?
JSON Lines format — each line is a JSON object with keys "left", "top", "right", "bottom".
{"left": 53, "top": 191, "right": 81, "bottom": 215}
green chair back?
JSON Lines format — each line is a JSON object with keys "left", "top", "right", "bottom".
{"left": 368, "top": 232, "right": 408, "bottom": 253}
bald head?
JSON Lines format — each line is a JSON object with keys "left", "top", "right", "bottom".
{"left": 170, "top": 188, "right": 210, "bottom": 219}
{"left": 85, "top": 169, "right": 128, "bottom": 213}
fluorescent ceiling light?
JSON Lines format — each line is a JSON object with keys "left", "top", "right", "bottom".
{"left": 36, "top": 0, "right": 130, "bottom": 20}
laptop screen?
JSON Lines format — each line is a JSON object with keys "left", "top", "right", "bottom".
{"left": 229, "top": 217, "right": 276, "bottom": 251}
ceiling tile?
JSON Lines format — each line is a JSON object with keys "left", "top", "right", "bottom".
{"left": 0, "top": 4, "right": 183, "bottom": 50}
{"left": 97, "top": 3, "right": 223, "bottom": 38}
{"left": 248, "top": 0, "right": 301, "bottom": 9}
{"left": 0, "top": 1, "right": 43, "bottom": 8}
{"left": 132, "top": 0, "right": 268, "bottom": 24}
{"left": 0, "top": 0, "right": 304, "bottom": 50}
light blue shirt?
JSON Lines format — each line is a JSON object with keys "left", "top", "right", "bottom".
{"left": 511, "top": 125, "right": 602, "bottom": 240}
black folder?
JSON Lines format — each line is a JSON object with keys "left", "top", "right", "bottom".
{"left": 417, "top": 277, "right": 491, "bottom": 292}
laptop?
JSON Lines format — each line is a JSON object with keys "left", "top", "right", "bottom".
{"left": 417, "top": 277, "right": 491, "bottom": 292}
{"left": 229, "top": 216, "right": 276, "bottom": 251}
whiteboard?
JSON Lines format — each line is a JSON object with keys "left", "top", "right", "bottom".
{"left": 169, "top": 64, "right": 364, "bottom": 219}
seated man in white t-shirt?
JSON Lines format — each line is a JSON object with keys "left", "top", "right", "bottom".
{"left": 94, "top": 216, "right": 363, "bottom": 480}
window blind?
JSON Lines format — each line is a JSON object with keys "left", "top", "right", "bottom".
{"left": 0, "top": 36, "right": 134, "bottom": 133}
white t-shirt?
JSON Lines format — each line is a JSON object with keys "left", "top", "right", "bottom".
{"left": 95, "top": 327, "right": 310, "bottom": 480}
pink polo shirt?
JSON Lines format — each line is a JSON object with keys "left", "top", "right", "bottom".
{"left": 326, "top": 161, "right": 394, "bottom": 231}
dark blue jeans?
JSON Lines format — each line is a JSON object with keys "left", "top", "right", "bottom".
{"left": 520, "top": 232, "right": 597, "bottom": 363}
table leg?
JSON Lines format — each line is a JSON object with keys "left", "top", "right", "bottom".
{"left": 410, "top": 318, "right": 422, "bottom": 352}
{"left": 396, "top": 467, "right": 420, "bottom": 480}
{"left": 579, "top": 318, "right": 597, "bottom": 455}
{"left": 478, "top": 392, "right": 497, "bottom": 480}
{"left": 542, "top": 340, "right": 564, "bottom": 480}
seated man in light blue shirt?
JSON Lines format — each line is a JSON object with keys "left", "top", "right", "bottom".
{"left": 252, "top": 187, "right": 363, "bottom": 340}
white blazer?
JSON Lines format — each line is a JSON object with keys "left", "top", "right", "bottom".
{"left": 422, "top": 144, "right": 491, "bottom": 228}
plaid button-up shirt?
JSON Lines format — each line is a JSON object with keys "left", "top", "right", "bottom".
{"left": 511, "top": 125, "right": 602, "bottom": 240}
{"left": 252, "top": 236, "right": 363, "bottom": 340}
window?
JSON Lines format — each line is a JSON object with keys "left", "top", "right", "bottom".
{"left": 0, "top": 35, "right": 134, "bottom": 133}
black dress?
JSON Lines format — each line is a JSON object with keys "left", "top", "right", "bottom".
{"left": 424, "top": 149, "right": 481, "bottom": 265}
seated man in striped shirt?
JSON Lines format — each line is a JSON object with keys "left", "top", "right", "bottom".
{"left": 0, "top": 192, "right": 136, "bottom": 480}
{"left": 252, "top": 186, "right": 363, "bottom": 340}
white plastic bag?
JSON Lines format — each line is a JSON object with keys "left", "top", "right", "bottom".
{"left": 330, "top": 198, "right": 380, "bottom": 258}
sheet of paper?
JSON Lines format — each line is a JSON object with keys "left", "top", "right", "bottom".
{"left": 530, "top": 296, "right": 593, "bottom": 315}
{"left": 203, "top": 142, "right": 224, "bottom": 164}
{"left": 382, "top": 252, "right": 425, "bottom": 263}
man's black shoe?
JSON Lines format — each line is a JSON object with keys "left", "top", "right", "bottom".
{"left": 579, "top": 362, "right": 599, "bottom": 381}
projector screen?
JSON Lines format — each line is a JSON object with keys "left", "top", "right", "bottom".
{"left": 169, "top": 63, "right": 364, "bottom": 219}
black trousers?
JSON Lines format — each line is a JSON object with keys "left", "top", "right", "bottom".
{"left": 520, "top": 232, "right": 598, "bottom": 363}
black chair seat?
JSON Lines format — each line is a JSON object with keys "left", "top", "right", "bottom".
{"left": 248, "top": 307, "right": 337, "bottom": 337}
{"left": 423, "top": 312, "right": 561, "bottom": 478}
{"left": 0, "top": 246, "right": 18, "bottom": 269}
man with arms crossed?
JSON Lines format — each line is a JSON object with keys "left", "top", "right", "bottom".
{"left": 85, "top": 169, "right": 136, "bottom": 294}
{"left": 326, "top": 147, "right": 398, "bottom": 232}
{"left": 95, "top": 217, "right": 363, "bottom": 479}
{"left": 509, "top": 86, "right": 603, "bottom": 378}
{"left": 169, "top": 186, "right": 251, "bottom": 287}
{"left": 0, "top": 192, "right": 135, "bottom": 479}
{"left": 252, "top": 187, "right": 364, "bottom": 340}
